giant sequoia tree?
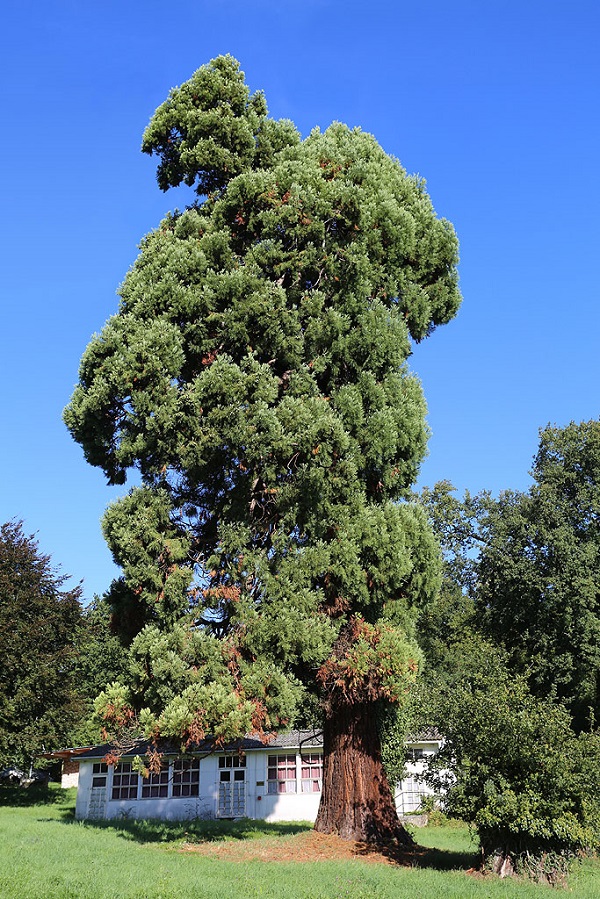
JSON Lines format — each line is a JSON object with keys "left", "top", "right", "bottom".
{"left": 65, "top": 56, "right": 460, "bottom": 842}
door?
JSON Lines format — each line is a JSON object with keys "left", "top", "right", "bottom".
{"left": 218, "top": 767, "right": 246, "bottom": 817}
{"left": 87, "top": 762, "right": 108, "bottom": 819}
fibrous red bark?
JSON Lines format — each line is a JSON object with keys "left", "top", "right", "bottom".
{"left": 314, "top": 701, "right": 413, "bottom": 845}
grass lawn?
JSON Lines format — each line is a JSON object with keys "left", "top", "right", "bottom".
{"left": 1, "top": 785, "right": 599, "bottom": 898}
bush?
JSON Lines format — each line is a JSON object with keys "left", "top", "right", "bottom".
{"left": 424, "top": 643, "right": 600, "bottom": 880}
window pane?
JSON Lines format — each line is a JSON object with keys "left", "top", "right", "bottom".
{"left": 267, "top": 753, "right": 297, "bottom": 794}
{"left": 112, "top": 762, "right": 140, "bottom": 800}
{"left": 173, "top": 758, "right": 200, "bottom": 797}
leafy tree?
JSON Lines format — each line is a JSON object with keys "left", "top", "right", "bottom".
{"left": 69, "top": 596, "right": 131, "bottom": 746}
{"left": 0, "top": 521, "right": 85, "bottom": 768}
{"left": 411, "top": 424, "right": 600, "bottom": 877}
{"left": 64, "top": 55, "right": 460, "bottom": 842}
{"left": 422, "top": 422, "right": 600, "bottom": 731}
{"left": 476, "top": 420, "right": 600, "bottom": 730}
{"left": 422, "top": 639, "right": 600, "bottom": 881}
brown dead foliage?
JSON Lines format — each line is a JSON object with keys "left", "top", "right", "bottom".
{"left": 180, "top": 830, "right": 429, "bottom": 867}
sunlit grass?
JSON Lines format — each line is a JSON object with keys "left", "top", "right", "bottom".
{"left": 0, "top": 785, "right": 598, "bottom": 898}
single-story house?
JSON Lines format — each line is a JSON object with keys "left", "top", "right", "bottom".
{"left": 57, "top": 729, "right": 441, "bottom": 823}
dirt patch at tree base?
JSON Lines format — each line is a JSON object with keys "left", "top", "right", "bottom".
{"left": 181, "top": 830, "right": 428, "bottom": 866}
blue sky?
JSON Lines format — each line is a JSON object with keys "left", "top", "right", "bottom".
{"left": 1, "top": 0, "right": 598, "bottom": 600}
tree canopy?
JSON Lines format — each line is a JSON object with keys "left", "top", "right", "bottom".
{"left": 64, "top": 55, "right": 460, "bottom": 841}
{"left": 422, "top": 420, "right": 600, "bottom": 731}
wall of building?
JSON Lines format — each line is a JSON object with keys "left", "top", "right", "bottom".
{"left": 76, "top": 749, "right": 322, "bottom": 823}
{"left": 61, "top": 758, "right": 80, "bottom": 789}
{"left": 76, "top": 740, "right": 440, "bottom": 823}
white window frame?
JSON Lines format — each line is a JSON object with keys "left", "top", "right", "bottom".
{"left": 140, "top": 767, "right": 169, "bottom": 799}
{"left": 111, "top": 761, "right": 139, "bottom": 800}
{"left": 267, "top": 753, "right": 298, "bottom": 794}
{"left": 172, "top": 758, "right": 200, "bottom": 798}
{"left": 108, "top": 757, "right": 203, "bottom": 801}
{"left": 300, "top": 752, "right": 322, "bottom": 793}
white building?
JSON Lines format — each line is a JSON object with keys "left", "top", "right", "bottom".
{"left": 69, "top": 730, "right": 441, "bottom": 823}
{"left": 395, "top": 728, "right": 441, "bottom": 815}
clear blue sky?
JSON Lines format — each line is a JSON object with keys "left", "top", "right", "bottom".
{"left": 1, "top": 0, "right": 598, "bottom": 600}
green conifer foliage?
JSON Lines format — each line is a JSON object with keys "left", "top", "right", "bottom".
{"left": 65, "top": 56, "right": 460, "bottom": 841}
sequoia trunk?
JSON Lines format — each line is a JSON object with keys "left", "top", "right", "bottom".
{"left": 314, "top": 701, "right": 413, "bottom": 844}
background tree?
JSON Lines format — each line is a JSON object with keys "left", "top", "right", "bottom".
{"left": 64, "top": 55, "right": 460, "bottom": 842}
{"left": 422, "top": 421, "right": 600, "bottom": 731}
{"left": 476, "top": 420, "right": 600, "bottom": 730}
{"left": 0, "top": 522, "right": 85, "bottom": 769}
{"left": 69, "top": 596, "right": 131, "bottom": 746}
{"left": 378, "top": 421, "right": 600, "bottom": 878}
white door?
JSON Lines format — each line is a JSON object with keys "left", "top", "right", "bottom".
{"left": 218, "top": 768, "right": 246, "bottom": 817}
{"left": 87, "top": 763, "right": 108, "bottom": 819}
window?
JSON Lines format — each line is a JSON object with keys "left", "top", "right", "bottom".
{"left": 218, "top": 755, "right": 246, "bottom": 771}
{"left": 111, "top": 762, "right": 138, "bottom": 800}
{"left": 267, "top": 754, "right": 297, "bottom": 794}
{"left": 172, "top": 759, "right": 200, "bottom": 797}
{"left": 141, "top": 766, "right": 169, "bottom": 799}
{"left": 91, "top": 762, "right": 108, "bottom": 788}
{"left": 407, "top": 747, "right": 433, "bottom": 762}
{"left": 399, "top": 775, "right": 430, "bottom": 814}
{"left": 109, "top": 757, "right": 206, "bottom": 802}
{"left": 300, "top": 753, "right": 322, "bottom": 793}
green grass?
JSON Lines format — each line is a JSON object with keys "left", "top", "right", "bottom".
{"left": 1, "top": 785, "right": 599, "bottom": 898}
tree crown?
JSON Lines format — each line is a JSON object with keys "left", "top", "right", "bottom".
{"left": 65, "top": 56, "right": 461, "bottom": 747}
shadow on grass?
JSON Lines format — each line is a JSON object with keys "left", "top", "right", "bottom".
{"left": 413, "top": 845, "right": 479, "bottom": 872}
{"left": 60, "top": 814, "right": 313, "bottom": 845}
{"left": 354, "top": 833, "right": 479, "bottom": 873}
{"left": 27, "top": 785, "right": 479, "bottom": 873}
{"left": 60, "top": 812, "right": 479, "bottom": 873}
{"left": 0, "top": 783, "right": 71, "bottom": 808}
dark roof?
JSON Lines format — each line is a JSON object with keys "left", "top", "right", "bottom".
{"left": 39, "top": 746, "right": 94, "bottom": 761}
{"left": 406, "top": 727, "right": 442, "bottom": 742}
{"left": 71, "top": 729, "right": 324, "bottom": 761}
{"left": 47, "top": 727, "right": 440, "bottom": 762}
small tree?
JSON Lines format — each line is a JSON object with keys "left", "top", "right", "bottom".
{"left": 65, "top": 55, "right": 460, "bottom": 842}
{"left": 423, "top": 641, "right": 600, "bottom": 881}
{"left": 0, "top": 521, "right": 85, "bottom": 769}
